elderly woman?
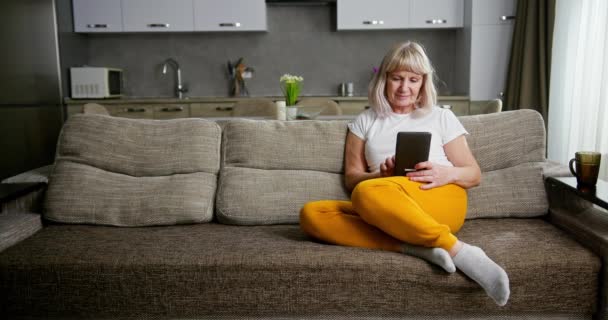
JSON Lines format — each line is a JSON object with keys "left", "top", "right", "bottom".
{"left": 300, "top": 41, "right": 509, "bottom": 306}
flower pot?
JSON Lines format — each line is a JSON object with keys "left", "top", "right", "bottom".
{"left": 286, "top": 106, "right": 298, "bottom": 121}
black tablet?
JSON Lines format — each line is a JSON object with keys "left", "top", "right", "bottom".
{"left": 394, "top": 131, "right": 432, "bottom": 175}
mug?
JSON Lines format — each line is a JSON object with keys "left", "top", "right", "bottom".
{"left": 346, "top": 82, "right": 354, "bottom": 97}
{"left": 569, "top": 151, "right": 601, "bottom": 188}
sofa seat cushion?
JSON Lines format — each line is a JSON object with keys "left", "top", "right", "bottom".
{"left": 0, "top": 219, "right": 598, "bottom": 318}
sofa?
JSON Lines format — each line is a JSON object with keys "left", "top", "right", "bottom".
{"left": 0, "top": 109, "right": 605, "bottom": 319}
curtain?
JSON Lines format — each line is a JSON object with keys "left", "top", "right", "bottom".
{"left": 548, "top": 0, "right": 608, "bottom": 180}
{"left": 504, "top": 0, "right": 555, "bottom": 122}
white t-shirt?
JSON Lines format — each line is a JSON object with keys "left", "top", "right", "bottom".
{"left": 347, "top": 106, "right": 468, "bottom": 173}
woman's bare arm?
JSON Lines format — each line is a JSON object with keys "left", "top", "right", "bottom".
{"left": 344, "top": 132, "right": 381, "bottom": 191}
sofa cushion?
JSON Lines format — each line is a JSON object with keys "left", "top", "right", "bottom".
{"left": 44, "top": 115, "right": 221, "bottom": 226}
{"left": 217, "top": 110, "right": 550, "bottom": 225}
{"left": 0, "top": 219, "right": 599, "bottom": 318}
{"left": 466, "top": 162, "right": 548, "bottom": 219}
{"left": 217, "top": 119, "right": 350, "bottom": 225}
{"left": 216, "top": 167, "right": 349, "bottom": 225}
{"left": 221, "top": 119, "right": 348, "bottom": 173}
{"left": 459, "top": 109, "right": 546, "bottom": 172}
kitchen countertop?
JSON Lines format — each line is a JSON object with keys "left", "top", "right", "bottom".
{"left": 64, "top": 95, "right": 469, "bottom": 105}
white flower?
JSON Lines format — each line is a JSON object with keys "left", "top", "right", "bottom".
{"left": 280, "top": 74, "right": 304, "bottom": 83}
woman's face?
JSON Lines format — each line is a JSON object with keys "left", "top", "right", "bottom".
{"left": 385, "top": 70, "right": 424, "bottom": 112}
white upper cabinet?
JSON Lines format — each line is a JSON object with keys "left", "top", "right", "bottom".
{"left": 468, "top": 0, "right": 517, "bottom": 100}
{"left": 472, "top": 0, "right": 517, "bottom": 25}
{"left": 337, "top": 0, "right": 410, "bottom": 30}
{"left": 122, "top": 0, "right": 194, "bottom": 32}
{"left": 193, "top": 0, "right": 266, "bottom": 31}
{"left": 409, "top": 0, "right": 463, "bottom": 28}
{"left": 73, "top": 0, "right": 123, "bottom": 32}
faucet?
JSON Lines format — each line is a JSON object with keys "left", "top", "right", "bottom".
{"left": 162, "top": 58, "right": 188, "bottom": 99}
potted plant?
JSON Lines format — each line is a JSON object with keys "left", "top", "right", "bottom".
{"left": 280, "top": 74, "right": 303, "bottom": 120}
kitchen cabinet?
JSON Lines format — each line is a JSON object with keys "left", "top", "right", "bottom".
{"left": 152, "top": 104, "right": 189, "bottom": 119}
{"left": 190, "top": 103, "right": 235, "bottom": 118}
{"left": 72, "top": 0, "right": 123, "bottom": 32}
{"left": 409, "top": 0, "right": 464, "bottom": 29}
{"left": 467, "top": 0, "right": 517, "bottom": 101}
{"left": 193, "top": 0, "right": 266, "bottom": 31}
{"left": 104, "top": 104, "right": 155, "bottom": 119}
{"left": 122, "top": 0, "right": 194, "bottom": 32}
{"left": 337, "top": 0, "right": 464, "bottom": 30}
{"left": 64, "top": 96, "right": 474, "bottom": 120}
{"left": 333, "top": 97, "right": 470, "bottom": 116}
{"left": 337, "top": 0, "right": 410, "bottom": 30}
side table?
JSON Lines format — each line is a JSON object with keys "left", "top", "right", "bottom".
{"left": 546, "top": 176, "right": 607, "bottom": 210}
{"left": 546, "top": 176, "right": 608, "bottom": 320}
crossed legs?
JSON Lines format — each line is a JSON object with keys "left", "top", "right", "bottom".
{"left": 300, "top": 176, "right": 509, "bottom": 306}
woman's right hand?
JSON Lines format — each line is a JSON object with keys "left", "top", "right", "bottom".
{"left": 379, "top": 155, "right": 396, "bottom": 177}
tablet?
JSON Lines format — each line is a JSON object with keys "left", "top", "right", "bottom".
{"left": 394, "top": 131, "right": 432, "bottom": 175}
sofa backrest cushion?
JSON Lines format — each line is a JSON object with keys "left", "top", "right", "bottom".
{"left": 216, "top": 120, "right": 350, "bottom": 225}
{"left": 44, "top": 114, "right": 221, "bottom": 227}
{"left": 216, "top": 109, "right": 549, "bottom": 225}
{"left": 460, "top": 110, "right": 548, "bottom": 219}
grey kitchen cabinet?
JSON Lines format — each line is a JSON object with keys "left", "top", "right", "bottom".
{"left": 467, "top": 0, "right": 517, "bottom": 101}
{"left": 104, "top": 104, "right": 155, "bottom": 119}
{"left": 72, "top": 0, "right": 123, "bottom": 32}
{"left": 409, "top": 0, "right": 464, "bottom": 29}
{"left": 122, "top": 0, "right": 194, "bottom": 32}
{"left": 189, "top": 103, "right": 235, "bottom": 118}
{"left": 193, "top": 0, "right": 266, "bottom": 31}
{"left": 337, "top": 0, "right": 410, "bottom": 30}
{"left": 152, "top": 104, "right": 190, "bottom": 119}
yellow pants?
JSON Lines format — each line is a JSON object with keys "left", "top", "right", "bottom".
{"left": 300, "top": 176, "right": 467, "bottom": 252}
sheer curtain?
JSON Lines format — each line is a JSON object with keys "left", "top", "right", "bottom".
{"left": 548, "top": 0, "right": 608, "bottom": 179}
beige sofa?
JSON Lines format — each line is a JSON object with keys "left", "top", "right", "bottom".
{"left": 0, "top": 110, "right": 605, "bottom": 319}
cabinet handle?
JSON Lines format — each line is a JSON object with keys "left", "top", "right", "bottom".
{"left": 426, "top": 19, "right": 447, "bottom": 24}
{"left": 500, "top": 15, "right": 516, "bottom": 21}
{"left": 160, "top": 106, "right": 184, "bottom": 112}
{"left": 362, "top": 20, "right": 384, "bottom": 25}
{"left": 364, "top": 106, "right": 371, "bottom": 110}
{"left": 86, "top": 24, "right": 108, "bottom": 28}
{"left": 216, "top": 107, "right": 234, "bottom": 111}
{"left": 126, "top": 108, "right": 147, "bottom": 113}
{"left": 219, "top": 22, "right": 241, "bottom": 27}
{"left": 147, "top": 23, "right": 170, "bottom": 28}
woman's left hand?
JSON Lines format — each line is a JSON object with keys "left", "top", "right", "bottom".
{"left": 406, "top": 161, "right": 453, "bottom": 190}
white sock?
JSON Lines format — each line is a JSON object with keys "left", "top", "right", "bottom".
{"left": 453, "top": 243, "right": 510, "bottom": 306}
{"left": 401, "top": 243, "right": 456, "bottom": 273}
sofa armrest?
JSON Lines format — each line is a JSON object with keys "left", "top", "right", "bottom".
{"left": 542, "top": 160, "right": 573, "bottom": 179}
{"left": 0, "top": 212, "right": 43, "bottom": 252}
{"left": 545, "top": 177, "right": 608, "bottom": 320}
{"left": 1, "top": 165, "right": 52, "bottom": 184}
{"left": 0, "top": 183, "right": 47, "bottom": 214}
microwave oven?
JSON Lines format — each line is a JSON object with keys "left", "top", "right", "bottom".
{"left": 70, "top": 67, "right": 123, "bottom": 99}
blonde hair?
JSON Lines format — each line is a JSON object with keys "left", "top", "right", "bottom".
{"left": 368, "top": 42, "right": 438, "bottom": 118}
